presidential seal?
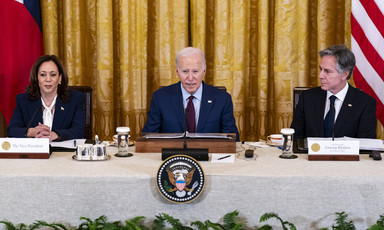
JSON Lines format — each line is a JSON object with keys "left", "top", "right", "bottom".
{"left": 2, "top": 141, "right": 11, "bottom": 151}
{"left": 156, "top": 155, "right": 205, "bottom": 203}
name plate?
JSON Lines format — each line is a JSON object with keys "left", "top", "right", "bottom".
{"left": 0, "top": 138, "right": 50, "bottom": 159}
{"left": 307, "top": 138, "right": 359, "bottom": 161}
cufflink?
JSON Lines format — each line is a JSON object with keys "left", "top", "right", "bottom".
{"left": 348, "top": 104, "right": 352, "bottom": 107}
{"left": 208, "top": 100, "right": 212, "bottom": 103}
{"left": 61, "top": 107, "right": 64, "bottom": 110}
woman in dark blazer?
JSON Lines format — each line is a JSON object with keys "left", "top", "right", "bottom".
{"left": 7, "top": 55, "right": 85, "bottom": 141}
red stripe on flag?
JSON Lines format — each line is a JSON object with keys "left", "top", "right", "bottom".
{"left": 352, "top": 0, "right": 384, "bottom": 127}
{"left": 0, "top": 0, "right": 44, "bottom": 125}
{"left": 359, "top": 0, "right": 384, "bottom": 38}
{"left": 354, "top": 68, "right": 384, "bottom": 126}
{"left": 351, "top": 15, "right": 384, "bottom": 82}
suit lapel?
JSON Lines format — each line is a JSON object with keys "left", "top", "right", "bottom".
{"left": 52, "top": 97, "right": 67, "bottom": 130}
{"left": 315, "top": 89, "right": 327, "bottom": 135}
{"left": 171, "top": 83, "right": 187, "bottom": 132}
{"left": 334, "top": 86, "right": 355, "bottom": 137}
{"left": 28, "top": 99, "right": 43, "bottom": 126}
{"left": 197, "top": 83, "right": 213, "bottom": 132}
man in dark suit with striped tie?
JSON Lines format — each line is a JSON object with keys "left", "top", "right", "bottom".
{"left": 142, "top": 47, "right": 239, "bottom": 141}
{"left": 291, "top": 44, "right": 377, "bottom": 139}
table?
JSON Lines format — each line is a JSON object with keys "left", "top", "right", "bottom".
{"left": 0, "top": 143, "right": 383, "bottom": 229}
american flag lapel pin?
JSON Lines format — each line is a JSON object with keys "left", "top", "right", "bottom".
{"left": 208, "top": 100, "right": 212, "bottom": 103}
{"left": 348, "top": 104, "right": 352, "bottom": 107}
{"left": 61, "top": 106, "right": 64, "bottom": 111}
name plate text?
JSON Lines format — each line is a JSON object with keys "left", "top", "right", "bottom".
{"left": 308, "top": 138, "right": 359, "bottom": 156}
{"left": 0, "top": 138, "right": 50, "bottom": 153}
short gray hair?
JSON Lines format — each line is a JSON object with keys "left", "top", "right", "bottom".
{"left": 319, "top": 44, "right": 355, "bottom": 80}
{"left": 175, "top": 47, "right": 206, "bottom": 70}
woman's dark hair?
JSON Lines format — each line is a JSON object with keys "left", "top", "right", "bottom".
{"left": 26, "top": 55, "right": 69, "bottom": 101}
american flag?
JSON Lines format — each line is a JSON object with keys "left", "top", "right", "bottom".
{"left": 351, "top": 0, "right": 384, "bottom": 126}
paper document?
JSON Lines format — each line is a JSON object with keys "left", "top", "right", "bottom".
{"left": 50, "top": 139, "right": 86, "bottom": 149}
{"left": 342, "top": 137, "right": 384, "bottom": 151}
{"left": 143, "top": 133, "right": 232, "bottom": 139}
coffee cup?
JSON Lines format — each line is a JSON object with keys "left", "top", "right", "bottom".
{"left": 267, "top": 134, "right": 283, "bottom": 145}
{"left": 113, "top": 134, "right": 118, "bottom": 144}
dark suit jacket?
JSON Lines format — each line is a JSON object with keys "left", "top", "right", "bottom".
{"left": 291, "top": 85, "right": 377, "bottom": 139}
{"left": 7, "top": 90, "right": 86, "bottom": 141}
{"left": 142, "top": 81, "right": 239, "bottom": 141}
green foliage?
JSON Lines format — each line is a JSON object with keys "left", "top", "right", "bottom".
{"left": 153, "top": 213, "right": 192, "bottom": 230}
{"left": 331, "top": 212, "right": 355, "bottom": 230}
{"left": 1, "top": 211, "right": 384, "bottom": 230}
{"left": 221, "top": 210, "right": 245, "bottom": 230}
{"left": 190, "top": 210, "right": 245, "bottom": 230}
{"left": 122, "top": 216, "right": 148, "bottom": 230}
{"left": 29, "top": 220, "right": 68, "bottom": 230}
{"left": 368, "top": 214, "right": 384, "bottom": 230}
{"left": 77, "top": 216, "right": 120, "bottom": 230}
{"left": 191, "top": 220, "right": 222, "bottom": 230}
{"left": 259, "top": 212, "right": 296, "bottom": 230}
{"left": 0, "top": 221, "right": 28, "bottom": 230}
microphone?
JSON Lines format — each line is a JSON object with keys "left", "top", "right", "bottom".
{"left": 183, "top": 131, "right": 187, "bottom": 149}
{"left": 24, "top": 106, "right": 40, "bottom": 137}
{"left": 161, "top": 130, "right": 209, "bottom": 161}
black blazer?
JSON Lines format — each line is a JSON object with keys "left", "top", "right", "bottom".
{"left": 291, "top": 85, "right": 377, "bottom": 139}
{"left": 7, "top": 90, "right": 85, "bottom": 141}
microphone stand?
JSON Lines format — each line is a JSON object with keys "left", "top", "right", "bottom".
{"left": 161, "top": 131, "right": 209, "bottom": 161}
{"left": 183, "top": 131, "right": 187, "bottom": 149}
{"left": 24, "top": 106, "right": 40, "bottom": 137}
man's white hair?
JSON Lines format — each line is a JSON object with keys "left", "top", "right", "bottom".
{"left": 175, "top": 47, "right": 206, "bottom": 70}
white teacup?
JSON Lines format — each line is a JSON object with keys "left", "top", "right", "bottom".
{"left": 113, "top": 134, "right": 118, "bottom": 144}
{"left": 267, "top": 134, "right": 283, "bottom": 145}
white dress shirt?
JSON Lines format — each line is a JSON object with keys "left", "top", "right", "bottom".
{"left": 324, "top": 83, "right": 349, "bottom": 122}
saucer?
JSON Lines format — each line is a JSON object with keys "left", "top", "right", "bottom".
{"left": 72, "top": 155, "right": 111, "bottom": 161}
{"left": 108, "top": 141, "right": 135, "bottom": 147}
{"left": 266, "top": 140, "right": 282, "bottom": 147}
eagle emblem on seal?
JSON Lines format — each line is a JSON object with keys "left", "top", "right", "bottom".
{"left": 157, "top": 155, "right": 205, "bottom": 203}
{"left": 166, "top": 162, "right": 197, "bottom": 197}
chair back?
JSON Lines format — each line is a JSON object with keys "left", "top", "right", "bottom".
{"left": 0, "top": 110, "right": 6, "bottom": 137}
{"left": 293, "top": 87, "right": 311, "bottom": 113}
{"left": 68, "top": 86, "right": 92, "bottom": 139}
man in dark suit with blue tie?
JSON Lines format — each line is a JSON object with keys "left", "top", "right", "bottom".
{"left": 142, "top": 47, "right": 239, "bottom": 141}
{"left": 291, "top": 44, "right": 377, "bottom": 139}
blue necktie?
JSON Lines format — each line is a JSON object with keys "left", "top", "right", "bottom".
{"left": 186, "top": 96, "right": 196, "bottom": 133}
{"left": 324, "top": 95, "right": 337, "bottom": 137}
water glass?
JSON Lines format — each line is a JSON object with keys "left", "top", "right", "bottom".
{"left": 279, "top": 128, "right": 297, "bottom": 159}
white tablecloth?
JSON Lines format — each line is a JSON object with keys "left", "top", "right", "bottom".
{"left": 0, "top": 143, "right": 383, "bottom": 229}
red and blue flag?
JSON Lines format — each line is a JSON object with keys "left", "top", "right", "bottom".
{"left": 0, "top": 0, "right": 44, "bottom": 125}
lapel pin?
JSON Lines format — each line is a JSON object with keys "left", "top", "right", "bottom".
{"left": 61, "top": 107, "right": 64, "bottom": 111}
{"left": 208, "top": 100, "right": 212, "bottom": 103}
{"left": 348, "top": 104, "right": 352, "bottom": 107}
